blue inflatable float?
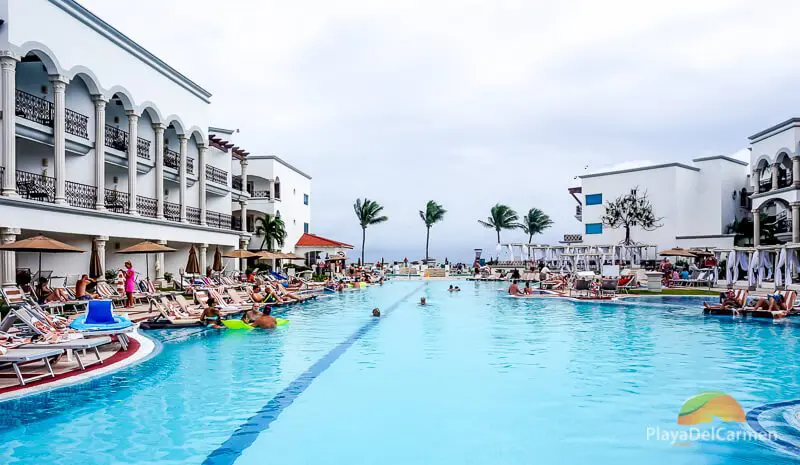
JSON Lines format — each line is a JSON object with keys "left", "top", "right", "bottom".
{"left": 69, "top": 299, "right": 133, "bottom": 332}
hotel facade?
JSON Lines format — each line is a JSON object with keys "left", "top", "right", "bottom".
{"left": 0, "top": 0, "right": 312, "bottom": 285}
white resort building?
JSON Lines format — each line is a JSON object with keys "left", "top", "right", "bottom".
{"left": 0, "top": 0, "right": 314, "bottom": 286}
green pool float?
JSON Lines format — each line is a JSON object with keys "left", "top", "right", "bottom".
{"left": 221, "top": 318, "right": 289, "bottom": 329}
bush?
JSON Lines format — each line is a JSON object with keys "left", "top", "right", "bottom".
{"left": 105, "top": 269, "right": 117, "bottom": 281}
{"left": 312, "top": 273, "right": 328, "bottom": 282}
{"left": 164, "top": 272, "right": 173, "bottom": 283}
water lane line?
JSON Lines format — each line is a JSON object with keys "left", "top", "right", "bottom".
{"left": 203, "top": 282, "right": 427, "bottom": 465}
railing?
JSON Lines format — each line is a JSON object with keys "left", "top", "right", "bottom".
{"left": 164, "top": 148, "right": 180, "bottom": 170}
{"left": 206, "top": 165, "right": 228, "bottom": 185}
{"left": 187, "top": 157, "right": 194, "bottom": 175}
{"left": 137, "top": 138, "right": 151, "bottom": 160}
{"left": 164, "top": 201, "right": 181, "bottom": 222}
{"left": 65, "top": 109, "right": 89, "bottom": 139}
{"left": 137, "top": 195, "right": 158, "bottom": 218}
{"left": 16, "top": 170, "right": 55, "bottom": 203}
{"left": 232, "top": 217, "right": 243, "bottom": 232}
{"left": 186, "top": 206, "right": 201, "bottom": 225}
{"left": 65, "top": 180, "right": 96, "bottom": 209}
{"left": 250, "top": 190, "right": 270, "bottom": 199}
{"left": 105, "top": 125, "right": 129, "bottom": 152}
{"left": 16, "top": 89, "right": 53, "bottom": 127}
{"left": 562, "top": 233, "right": 583, "bottom": 243}
{"left": 104, "top": 189, "right": 128, "bottom": 213}
{"left": 206, "top": 210, "right": 234, "bottom": 230}
{"left": 15, "top": 90, "right": 89, "bottom": 139}
{"left": 232, "top": 175, "right": 243, "bottom": 191}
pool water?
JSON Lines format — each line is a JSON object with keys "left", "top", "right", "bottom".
{"left": 1, "top": 281, "right": 800, "bottom": 464}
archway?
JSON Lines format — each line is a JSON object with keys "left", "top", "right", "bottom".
{"left": 757, "top": 199, "right": 792, "bottom": 245}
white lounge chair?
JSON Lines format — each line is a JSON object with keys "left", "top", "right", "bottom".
{"left": 0, "top": 347, "right": 63, "bottom": 386}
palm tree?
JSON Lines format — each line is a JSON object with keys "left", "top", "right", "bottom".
{"left": 354, "top": 198, "right": 388, "bottom": 264}
{"left": 478, "top": 204, "right": 519, "bottom": 243}
{"left": 419, "top": 200, "right": 447, "bottom": 264}
{"left": 254, "top": 213, "right": 287, "bottom": 251}
{"left": 520, "top": 208, "right": 553, "bottom": 244}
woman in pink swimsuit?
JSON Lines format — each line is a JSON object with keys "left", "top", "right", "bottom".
{"left": 124, "top": 261, "right": 136, "bottom": 308}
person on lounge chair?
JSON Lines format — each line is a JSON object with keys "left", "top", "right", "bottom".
{"left": 252, "top": 307, "right": 277, "bottom": 329}
{"left": 75, "top": 275, "right": 99, "bottom": 300}
{"left": 703, "top": 289, "right": 742, "bottom": 311}
{"left": 248, "top": 286, "right": 266, "bottom": 303}
{"left": 753, "top": 293, "right": 787, "bottom": 312}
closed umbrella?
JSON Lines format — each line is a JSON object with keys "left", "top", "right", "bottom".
{"left": 0, "top": 234, "right": 84, "bottom": 281}
{"left": 117, "top": 240, "right": 177, "bottom": 280}
{"left": 185, "top": 245, "right": 201, "bottom": 275}
{"left": 89, "top": 240, "right": 103, "bottom": 279}
{"left": 212, "top": 246, "right": 223, "bottom": 272}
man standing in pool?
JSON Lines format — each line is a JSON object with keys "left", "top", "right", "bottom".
{"left": 508, "top": 280, "right": 524, "bottom": 296}
{"left": 252, "top": 307, "right": 277, "bottom": 329}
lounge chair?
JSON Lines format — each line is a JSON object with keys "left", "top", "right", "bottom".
{"left": 570, "top": 280, "right": 591, "bottom": 298}
{"left": 0, "top": 347, "right": 63, "bottom": 386}
{"left": 95, "top": 282, "right": 126, "bottom": 307}
{"left": 147, "top": 297, "right": 200, "bottom": 326}
{"left": 174, "top": 295, "right": 204, "bottom": 316}
{"left": 600, "top": 279, "right": 618, "bottom": 297}
{"left": 19, "top": 336, "right": 112, "bottom": 370}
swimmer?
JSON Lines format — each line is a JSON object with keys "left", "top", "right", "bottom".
{"left": 252, "top": 307, "right": 277, "bottom": 329}
{"left": 372, "top": 308, "right": 381, "bottom": 317}
{"left": 448, "top": 285, "right": 454, "bottom": 292}
{"left": 420, "top": 296, "right": 427, "bottom": 305}
{"left": 454, "top": 286, "right": 461, "bottom": 292}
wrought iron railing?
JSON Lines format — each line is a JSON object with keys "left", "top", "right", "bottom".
{"left": 187, "top": 157, "right": 194, "bottom": 175}
{"left": 250, "top": 190, "right": 270, "bottom": 199}
{"left": 16, "top": 170, "right": 55, "bottom": 203}
{"left": 105, "top": 125, "right": 129, "bottom": 152}
{"left": 206, "top": 210, "right": 234, "bottom": 230}
{"left": 65, "top": 108, "right": 89, "bottom": 139}
{"left": 137, "top": 138, "right": 151, "bottom": 160}
{"left": 186, "top": 206, "right": 201, "bottom": 225}
{"left": 206, "top": 165, "right": 228, "bottom": 185}
{"left": 164, "top": 201, "right": 181, "bottom": 222}
{"left": 232, "top": 175, "right": 243, "bottom": 191}
{"left": 164, "top": 148, "right": 180, "bottom": 170}
{"left": 65, "top": 180, "right": 96, "bottom": 209}
{"left": 232, "top": 217, "right": 243, "bottom": 231}
{"left": 104, "top": 189, "right": 128, "bottom": 213}
{"left": 137, "top": 195, "right": 158, "bottom": 218}
{"left": 16, "top": 89, "right": 53, "bottom": 126}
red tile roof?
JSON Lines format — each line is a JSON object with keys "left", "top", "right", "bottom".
{"left": 295, "top": 233, "right": 353, "bottom": 249}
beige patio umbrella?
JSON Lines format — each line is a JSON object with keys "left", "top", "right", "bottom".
{"left": 117, "top": 240, "right": 177, "bottom": 280}
{"left": 0, "top": 234, "right": 84, "bottom": 281}
{"left": 658, "top": 248, "right": 697, "bottom": 258}
{"left": 212, "top": 246, "right": 223, "bottom": 272}
{"left": 185, "top": 245, "right": 201, "bottom": 275}
{"left": 256, "top": 251, "right": 281, "bottom": 259}
{"left": 223, "top": 249, "right": 259, "bottom": 259}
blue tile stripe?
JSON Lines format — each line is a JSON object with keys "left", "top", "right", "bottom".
{"left": 746, "top": 400, "right": 800, "bottom": 457}
{"left": 203, "top": 283, "right": 426, "bottom": 465}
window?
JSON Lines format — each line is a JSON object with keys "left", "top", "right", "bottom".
{"left": 304, "top": 222, "right": 309, "bottom": 233}
{"left": 585, "top": 223, "right": 603, "bottom": 235}
{"left": 585, "top": 193, "right": 602, "bottom": 205}
{"left": 303, "top": 194, "right": 309, "bottom": 205}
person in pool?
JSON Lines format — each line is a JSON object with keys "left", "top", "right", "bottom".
{"left": 419, "top": 296, "right": 427, "bottom": 305}
{"left": 454, "top": 286, "right": 461, "bottom": 292}
{"left": 252, "top": 307, "right": 277, "bottom": 329}
{"left": 200, "top": 297, "right": 223, "bottom": 328}
{"left": 243, "top": 306, "right": 262, "bottom": 324}
{"left": 523, "top": 281, "right": 533, "bottom": 295}
{"left": 508, "top": 280, "right": 523, "bottom": 296}
{"left": 448, "top": 285, "right": 455, "bottom": 292}
{"left": 372, "top": 308, "right": 381, "bottom": 317}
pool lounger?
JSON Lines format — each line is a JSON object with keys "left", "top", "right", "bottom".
{"left": 703, "top": 307, "right": 799, "bottom": 319}
{"left": 19, "top": 336, "right": 112, "bottom": 370}
{"left": 0, "top": 347, "right": 64, "bottom": 386}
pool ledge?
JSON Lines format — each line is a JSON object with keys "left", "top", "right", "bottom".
{"left": 0, "top": 329, "right": 155, "bottom": 402}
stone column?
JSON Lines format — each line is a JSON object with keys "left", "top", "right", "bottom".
{"left": 238, "top": 237, "right": 250, "bottom": 272}
{"left": 92, "top": 95, "right": 106, "bottom": 210}
{"left": 793, "top": 203, "right": 800, "bottom": 244}
{"left": 269, "top": 178, "right": 275, "bottom": 200}
{"left": 198, "top": 144, "right": 207, "bottom": 225}
{"left": 156, "top": 239, "right": 167, "bottom": 281}
{"left": 753, "top": 209, "right": 761, "bottom": 247}
{"left": 126, "top": 111, "right": 139, "bottom": 215}
{"left": 240, "top": 199, "right": 248, "bottom": 233}
{"left": 793, "top": 157, "right": 800, "bottom": 188}
{"left": 772, "top": 163, "right": 779, "bottom": 191}
{"left": 0, "top": 227, "right": 19, "bottom": 286}
{"left": 50, "top": 75, "right": 68, "bottom": 204}
{"left": 0, "top": 53, "right": 18, "bottom": 196}
{"left": 153, "top": 123, "right": 165, "bottom": 219}
{"left": 240, "top": 159, "right": 249, "bottom": 193}
{"left": 199, "top": 243, "right": 208, "bottom": 275}
{"left": 178, "top": 135, "right": 187, "bottom": 222}
{"left": 94, "top": 235, "right": 108, "bottom": 281}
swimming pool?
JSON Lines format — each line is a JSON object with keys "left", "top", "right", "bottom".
{"left": 1, "top": 281, "right": 799, "bottom": 464}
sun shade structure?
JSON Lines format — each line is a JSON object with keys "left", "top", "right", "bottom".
{"left": 116, "top": 241, "right": 177, "bottom": 280}
{"left": 658, "top": 248, "right": 697, "bottom": 258}
{"left": 185, "top": 245, "right": 201, "bottom": 275}
{"left": 223, "top": 249, "right": 259, "bottom": 259}
{"left": 212, "top": 247, "right": 223, "bottom": 272}
{"left": 0, "top": 234, "right": 84, "bottom": 281}
{"left": 256, "top": 251, "right": 281, "bottom": 259}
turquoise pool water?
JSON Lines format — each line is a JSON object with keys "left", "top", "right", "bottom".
{"left": 1, "top": 281, "right": 799, "bottom": 464}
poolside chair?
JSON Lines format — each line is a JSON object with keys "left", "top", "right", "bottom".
{"left": 19, "top": 335, "right": 112, "bottom": 371}
{"left": 147, "top": 297, "right": 199, "bottom": 326}
{"left": 95, "top": 282, "right": 126, "bottom": 308}
{"left": 0, "top": 347, "right": 64, "bottom": 386}
{"left": 600, "top": 279, "right": 618, "bottom": 297}
{"left": 174, "top": 294, "right": 204, "bottom": 316}
{"left": 570, "top": 280, "right": 591, "bottom": 298}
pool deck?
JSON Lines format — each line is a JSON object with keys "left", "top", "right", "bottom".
{"left": 0, "top": 329, "right": 154, "bottom": 402}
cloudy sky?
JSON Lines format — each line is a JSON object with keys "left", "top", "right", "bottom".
{"left": 82, "top": 0, "right": 800, "bottom": 262}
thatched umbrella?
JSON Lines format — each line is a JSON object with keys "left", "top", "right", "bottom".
{"left": 0, "top": 234, "right": 84, "bottom": 281}
{"left": 117, "top": 240, "right": 177, "bottom": 280}
{"left": 89, "top": 240, "right": 103, "bottom": 279}
{"left": 185, "top": 245, "right": 201, "bottom": 275}
{"left": 212, "top": 246, "right": 223, "bottom": 272}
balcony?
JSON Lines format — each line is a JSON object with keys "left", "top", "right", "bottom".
{"left": 206, "top": 165, "right": 228, "bottom": 185}
{"left": 574, "top": 205, "right": 582, "bottom": 221}
{"left": 232, "top": 175, "right": 243, "bottom": 191}
{"left": 105, "top": 125, "right": 150, "bottom": 160}
{"left": 104, "top": 189, "right": 128, "bottom": 213}
{"left": 65, "top": 180, "right": 97, "bottom": 209}
{"left": 186, "top": 206, "right": 201, "bottom": 225}
{"left": 206, "top": 210, "right": 234, "bottom": 230}
{"left": 15, "top": 89, "right": 89, "bottom": 140}
{"left": 137, "top": 195, "right": 158, "bottom": 218}
{"left": 16, "top": 170, "right": 55, "bottom": 203}
{"left": 164, "top": 148, "right": 180, "bottom": 170}
{"left": 188, "top": 157, "right": 194, "bottom": 175}
{"left": 164, "top": 201, "right": 181, "bottom": 222}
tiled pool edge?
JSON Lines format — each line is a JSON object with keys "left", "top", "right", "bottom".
{"left": 0, "top": 329, "right": 158, "bottom": 403}
{"left": 203, "top": 282, "right": 427, "bottom": 465}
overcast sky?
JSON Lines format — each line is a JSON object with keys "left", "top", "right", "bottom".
{"left": 81, "top": 0, "right": 800, "bottom": 262}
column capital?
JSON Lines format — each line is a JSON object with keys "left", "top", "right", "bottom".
{"left": 49, "top": 74, "right": 68, "bottom": 88}
{"left": 152, "top": 122, "right": 166, "bottom": 131}
{"left": 0, "top": 51, "right": 20, "bottom": 62}
{"left": 199, "top": 243, "right": 209, "bottom": 249}
{"left": 240, "top": 159, "right": 249, "bottom": 167}
{"left": 91, "top": 94, "right": 107, "bottom": 106}
{"left": 177, "top": 134, "right": 188, "bottom": 142}
{"left": 751, "top": 208, "right": 760, "bottom": 215}
{"left": 157, "top": 239, "right": 167, "bottom": 245}
{"left": 239, "top": 199, "right": 248, "bottom": 207}
{"left": 197, "top": 142, "right": 207, "bottom": 150}
{"left": 125, "top": 109, "right": 139, "bottom": 119}
{"left": 93, "top": 235, "right": 109, "bottom": 242}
